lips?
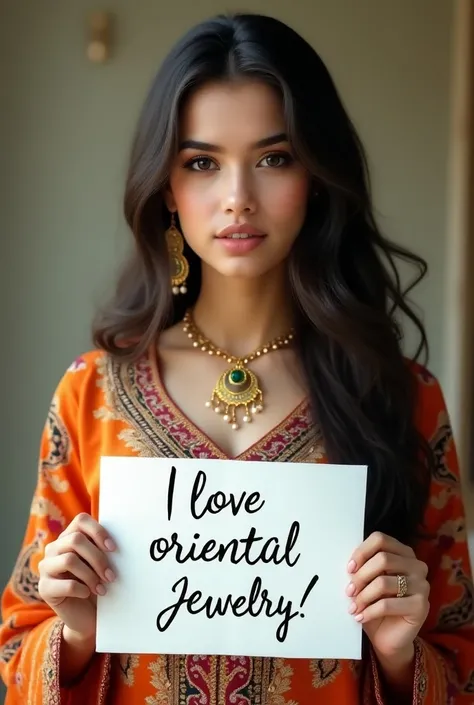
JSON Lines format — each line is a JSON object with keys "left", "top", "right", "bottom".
{"left": 219, "top": 232, "right": 264, "bottom": 240}
{"left": 216, "top": 223, "right": 266, "bottom": 239}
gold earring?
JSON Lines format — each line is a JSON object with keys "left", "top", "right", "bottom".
{"left": 165, "top": 213, "right": 189, "bottom": 295}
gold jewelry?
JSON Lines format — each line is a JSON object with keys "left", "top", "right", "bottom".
{"left": 396, "top": 574, "right": 408, "bottom": 598}
{"left": 182, "top": 310, "right": 294, "bottom": 430}
{"left": 166, "top": 214, "right": 189, "bottom": 295}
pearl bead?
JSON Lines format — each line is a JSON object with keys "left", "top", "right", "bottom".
{"left": 215, "top": 407, "right": 222, "bottom": 414}
{"left": 251, "top": 406, "right": 257, "bottom": 415}
{"left": 205, "top": 401, "right": 212, "bottom": 408}
{"left": 180, "top": 285, "right": 187, "bottom": 294}
{"left": 256, "top": 404, "right": 263, "bottom": 412}
{"left": 232, "top": 423, "right": 239, "bottom": 431}
{"left": 243, "top": 415, "right": 251, "bottom": 423}
{"left": 193, "top": 341, "right": 199, "bottom": 348}
{"left": 201, "top": 346, "right": 207, "bottom": 352}
{"left": 172, "top": 286, "right": 179, "bottom": 295}
{"left": 187, "top": 333, "right": 193, "bottom": 339}
{"left": 223, "top": 414, "right": 230, "bottom": 422}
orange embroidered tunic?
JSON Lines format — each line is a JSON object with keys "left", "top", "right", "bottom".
{"left": 1, "top": 348, "right": 474, "bottom": 704}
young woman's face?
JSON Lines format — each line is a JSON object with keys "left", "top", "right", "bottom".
{"left": 166, "top": 79, "right": 311, "bottom": 280}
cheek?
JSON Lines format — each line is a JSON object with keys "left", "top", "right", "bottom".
{"left": 264, "top": 175, "right": 309, "bottom": 224}
{"left": 169, "top": 174, "right": 214, "bottom": 222}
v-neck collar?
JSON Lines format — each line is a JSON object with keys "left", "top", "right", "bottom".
{"left": 104, "top": 348, "right": 323, "bottom": 463}
{"left": 148, "top": 344, "right": 311, "bottom": 461}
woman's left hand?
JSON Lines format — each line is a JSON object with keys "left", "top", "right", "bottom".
{"left": 347, "top": 531, "right": 430, "bottom": 661}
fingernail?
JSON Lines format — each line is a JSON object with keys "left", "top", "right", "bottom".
{"left": 347, "top": 560, "right": 356, "bottom": 573}
{"left": 96, "top": 584, "right": 106, "bottom": 596}
{"left": 348, "top": 602, "right": 357, "bottom": 614}
{"left": 105, "top": 568, "right": 116, "bottom": 582}
{"left": 354, "top": 613, "right": 364, "bottom": 622}
{"left": 346, "top": 582, "right": 356, "bottom": 597}
{"left": 104, "top": 538, "right": 116, "bottom": 551}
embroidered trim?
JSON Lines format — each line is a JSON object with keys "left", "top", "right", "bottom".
{"left": 98, "top": 653, "right": 112, "bottom": 705}
{"left": 186, "top": 655, "right": 218, "bottom": 705}
{"left": 41, "top": 618, "right": 63, "bottom": 705}
{"left": 118, "top": 427, "right": 157, "bottom": 457}
{"left": 94, "top": 352, "right": 122, "bottom": 422}
{"left": 38, "top": 618, "right": 112, "bottom": 705}
{"left": 223, "top": 657, "right": 252, "bottom": 704}
{"left": 105, "top": 354, "right": 183, "bottom": 458}
{"left": 368, "top": 640, "right": 431, "bottom": 705}
{"left": 148, "top": 345, "right": 319, "bottom": 462}
{"left": 368, "top": 648, "right": 384, "bottom": 705}
{"left": 145, "top": 656, "right": 171, "bottom": 704}
{"left": 267, "top": 659, "right": 297, "bottom": 705}
{"left": 250, "top": 657, "right": 274, "bottom": 705}
{"left": 412, "top": 638, "right": 428, "bottom": 704}
{"left": 164, "top": 655, "right": 274, "bottom": 705}
{"left": 103, "top": 349, "right": 322, "bottom": 463}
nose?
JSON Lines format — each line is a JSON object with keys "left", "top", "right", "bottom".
{"left": 222, "top": 167, "right": 256, "bottom": 216}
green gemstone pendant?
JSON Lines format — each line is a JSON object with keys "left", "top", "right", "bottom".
{"left": 229, "top": 369, "right": 245, "bottom": 385}
{"left": 207, "top": 363, "right": 263, "bottom": 430}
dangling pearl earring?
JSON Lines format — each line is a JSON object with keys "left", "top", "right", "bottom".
{"left": 165, "top": 213, "right": 189, "bottom": 295}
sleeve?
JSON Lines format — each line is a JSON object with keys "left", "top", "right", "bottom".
{"left": 0, "top": 358, "right": 111, "bottom": 704}
{"left": 369, "top": 370, "right": 474, "bottom": 704}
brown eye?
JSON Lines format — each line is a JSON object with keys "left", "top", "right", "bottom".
{"left": 265, "top": 155, "right": 283, "bottom": 167}
{"left": 259, "top": 153, "right": 293, "bottom": 168}
{"left": 187, "top": 157, "right": 216, "bottom": 171}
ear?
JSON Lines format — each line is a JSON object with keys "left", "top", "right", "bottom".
{"left": 163, "top": 185, "right": 177, "bottom": 213}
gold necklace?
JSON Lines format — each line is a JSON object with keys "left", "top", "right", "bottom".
{"left": 182, "top": 310, "right": 294, "bottom": 430}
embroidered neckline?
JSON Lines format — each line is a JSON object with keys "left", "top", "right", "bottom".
{"left": 147, "top": 343, "right": 311, "bottom": 461}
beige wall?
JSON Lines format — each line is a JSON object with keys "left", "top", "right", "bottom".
{"left": 0, "top": 1, "right": 470, "bottom": 696}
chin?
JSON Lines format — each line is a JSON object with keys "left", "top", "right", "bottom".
{"left": 215, "top": 260, "right": 280, "bottom": 280}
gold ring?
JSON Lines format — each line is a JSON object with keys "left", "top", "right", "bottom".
{"left": 396, "top": 574, "right": 408, "bottom": 598}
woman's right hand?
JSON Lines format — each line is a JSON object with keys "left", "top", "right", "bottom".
{"left": 38, "top": 513, "right": 116, "bottom": 641}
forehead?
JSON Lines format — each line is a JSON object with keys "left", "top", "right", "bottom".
{"left": 179, "top": 80, "right": 286, "bottom": 143}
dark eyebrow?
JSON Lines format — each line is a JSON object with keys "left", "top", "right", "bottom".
{"left": 179, "top": 132, "right": 288, "bottom": 152}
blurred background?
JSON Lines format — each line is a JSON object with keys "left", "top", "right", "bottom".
{"left": 1, "top": 1, "right": 473, "bottom": 700}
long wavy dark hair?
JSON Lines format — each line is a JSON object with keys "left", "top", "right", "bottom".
{"left": 93, "top": 13, "right": 433, "bottom": 545}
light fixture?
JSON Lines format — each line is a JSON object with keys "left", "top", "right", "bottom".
{"left": 86, "top": 12, "right": 113, "bottom": 64}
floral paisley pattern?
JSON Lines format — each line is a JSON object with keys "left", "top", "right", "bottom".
{"left": 40, "top": 396, "right": 70, "bottom": 493}
{"left": 310, "top": 659, "right": 342, "bottom": 688}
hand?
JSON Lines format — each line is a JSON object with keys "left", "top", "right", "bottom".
{"left": 38, "top": 513, "right": 116, "bottom": 641}
{"left": 346, "top": 531, "right": 430, "bottom": 661}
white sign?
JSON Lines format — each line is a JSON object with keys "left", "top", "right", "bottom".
{"left": 96, "top": 457, "right": 367, "bottom": 660}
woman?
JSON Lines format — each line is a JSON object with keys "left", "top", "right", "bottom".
{"left": 1, "top": 12, "right": 473, "bottom": 704}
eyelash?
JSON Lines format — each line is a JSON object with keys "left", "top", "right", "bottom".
{"left": 183, "top": 152, "right": 294, "bottom": 172}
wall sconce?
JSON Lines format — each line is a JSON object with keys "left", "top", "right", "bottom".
{"left": 86, "top": 12, "right": 113, "bottom": 64}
